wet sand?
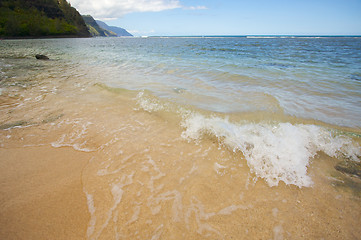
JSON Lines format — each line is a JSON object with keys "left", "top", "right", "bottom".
{"left": 0, "top": 80, "right": 360, "bottom": 239}
{"left": 1, "top": 142, "right": 360, "bottom": 239}
{"left": 0, "top": 146, "right": 91, "bottom": 239}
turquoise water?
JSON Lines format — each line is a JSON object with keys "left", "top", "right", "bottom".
{"left": 1, "top": 37, "right": 361, "bottom": 188}
{"left": 1, "top": 37, "right": 361, "bottom": 239}
{"left": 86, "top": 37, "right": 361, "bottom": 128}
{"left": 1, "top": 37, "right": 361, "bottom": 128}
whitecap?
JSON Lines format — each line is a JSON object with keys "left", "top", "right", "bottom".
{"left": 181, "top": 113, "right": 360, "bottom": 187}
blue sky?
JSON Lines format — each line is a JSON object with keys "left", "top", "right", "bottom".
{"left": 69, "top": 0, "right": 361, "bottom": 36}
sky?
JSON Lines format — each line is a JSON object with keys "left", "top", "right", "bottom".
{"left": 67, "top": 0, "right": 361, "bottom": 36}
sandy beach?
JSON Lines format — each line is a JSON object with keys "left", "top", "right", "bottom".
{"left": 0, "top": 37, "right": 360, "bottom": 239}
{"left": 0, "top": 85, "right": 360, "bottom": 239}
{"left": 0, "top": 146, "right": 91, "bottom": 239}
{"left": 1, "top": 140, "right": 360, "bottom": 239}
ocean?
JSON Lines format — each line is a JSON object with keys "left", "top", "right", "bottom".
{"left": 0, "top": 36, "right": 360, "bottom": 239}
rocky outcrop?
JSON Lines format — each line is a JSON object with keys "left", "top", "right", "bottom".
{"left": 35, "top": 54, "right": 49, "bottom": 60}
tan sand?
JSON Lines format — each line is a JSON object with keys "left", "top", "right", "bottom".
{"left": 0, "top": 81, "right": 360, "bottom": 240}
{"left": 0, "top": 146, "right": 91, "bottom": 240}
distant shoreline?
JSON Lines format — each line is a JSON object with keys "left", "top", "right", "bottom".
{"left": 147, "top": 35, "right": 361, "bottom": 38}
{"left": 2, "top": 35, "right": 360, "bottom": 40}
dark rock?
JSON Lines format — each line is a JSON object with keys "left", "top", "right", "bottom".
{"left": 35, "top": 54, "right": 49, "bottom": 60}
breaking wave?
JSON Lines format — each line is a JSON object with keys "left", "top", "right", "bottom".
{"left": 136, "top": 92, "right": 361, "bottom": 187}
{"left": 181, "top": 114, "right": 360, "bottom": 187}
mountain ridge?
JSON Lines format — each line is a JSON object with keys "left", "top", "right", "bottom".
{"left": 95, "top": 20, "right": 133, "bottom": 37}
{"left": 82, "top": 15, "right": 117, "bottom": 37}
{"left": 0, "top": 0, "right": 90, "bottom": 38}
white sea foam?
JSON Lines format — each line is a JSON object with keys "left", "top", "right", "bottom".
{"left": 273, "top": 225, "right": 284, "bottom": 240}
{"left": 85, "top": 192, "right": 96, "bottom": 238}
{"left": 181, "top": 113, "right": 361, "bottom": 187}
{"left": 134, "top": 93, "right": 360, "bottom": 187}
{"left": 50, "top": 120, "right": 96, "bottom": 152}
{"left": 217, "top": 204, "right": 251, "bottom": 215}
{"left": 127, "top": 205, "right": 141, "bottom": 225}
{"left": 147, "top": 190, "right": 183, "bottom": 222}
{"left": 214, "top": 162, "right": 227, "bottom": 176}
{"left": 151, "top": 224, "right": 164, "bottom": 240}
{"left": 90, "top": 172, "right": 134, "bottom": 240}
{"left": 135, "top": 91, "right": 166, "bottom": 112}
{"left": 185, "top": 198, "right": 222, "bottom": 238}
{"left": 51, "top": 134, "right": 95, "bottom": 152}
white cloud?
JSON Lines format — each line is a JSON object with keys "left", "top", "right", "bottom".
{"left": 184, "top": 6, "right": 207, "bottom": 10}
{"left": 68, "top": 0, "right": 207, "bottom": 18}
{"left": 68, "top": 0, "right": 182, "bottom": 18}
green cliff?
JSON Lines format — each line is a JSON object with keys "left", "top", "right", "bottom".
{"left": 0, "top": 0, "right": 90, "bottom": 38}
{"left": 82, "top": 15, "right": 117, "bottom": 37}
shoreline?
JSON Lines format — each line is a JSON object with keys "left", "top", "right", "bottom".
{"left": 0, "top": 37, "right": 360, "bottom": 239}
{"left": 0, "top": 145, "right": 91, "bottom": 239}
{"left": 0, "top": 84, "right": 360, "bottom": 239}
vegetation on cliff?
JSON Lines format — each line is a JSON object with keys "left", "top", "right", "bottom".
{"left": 0, "top": 0, "right": 90, "bottom": 38}
{"left": 82, "top": 15, "right": 117, "bottom": 37}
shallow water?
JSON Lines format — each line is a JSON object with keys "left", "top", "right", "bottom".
{"left": 0, "top": 37, "right": 360, "bottom": 239}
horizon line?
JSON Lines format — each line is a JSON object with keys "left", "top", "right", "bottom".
{"left": 134, "top": 34, "right": 361, "bottom": 38}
